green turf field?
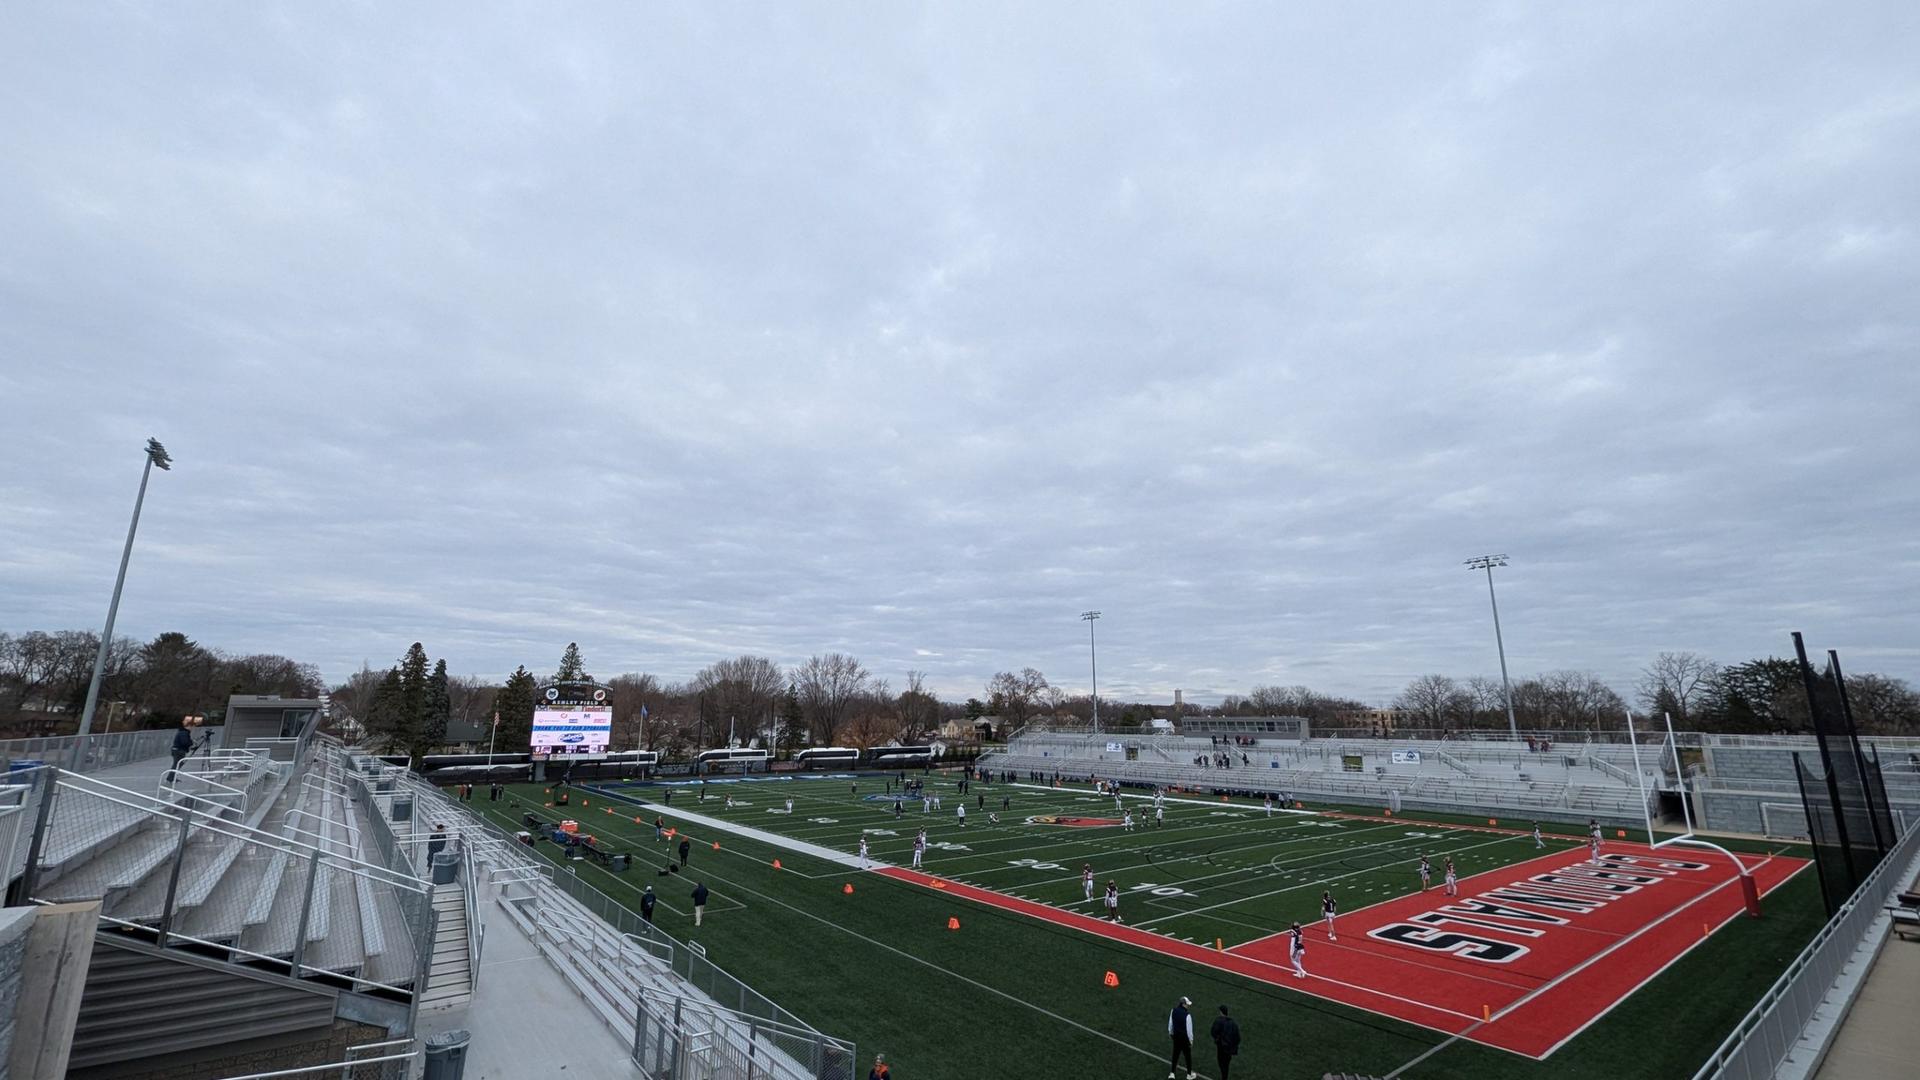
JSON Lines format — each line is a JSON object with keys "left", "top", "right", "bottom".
{"left": 470, "top": 772, "right": 1821, "bottom": 1080}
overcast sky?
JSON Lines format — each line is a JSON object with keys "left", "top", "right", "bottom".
{"left": 2, "top": 3, "right": 1915, "bottom": 705}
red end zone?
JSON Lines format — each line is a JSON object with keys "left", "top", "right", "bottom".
{"left": 876, "top": 840, "right": 1805, "bottom": 1059}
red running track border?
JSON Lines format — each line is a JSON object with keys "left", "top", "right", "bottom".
{"left": 874, "top": 838, "right": 1805, "bottom": 1059}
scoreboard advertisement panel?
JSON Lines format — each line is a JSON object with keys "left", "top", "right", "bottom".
{"left": 531, "top": 706, "right": 612, "bottom": 754}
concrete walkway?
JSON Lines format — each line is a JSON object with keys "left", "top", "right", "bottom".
{"left": 417, "top": 894, "right": 638, "bottom": 1079}
{"left": 1813, "top": 932, "right": 1920, "bottom": 1079}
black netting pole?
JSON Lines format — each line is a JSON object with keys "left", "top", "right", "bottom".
{"left": 1792, "top": 754, "right": 1839, "bottom": 916}
{"left": 1828, "top": 650, "right": 1891, "bottom": 854}
{"left": 1794, "top": 632, "right": 1861, "bottom": 892}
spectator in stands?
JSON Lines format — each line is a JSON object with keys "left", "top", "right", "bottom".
{"left": 427, "top": 824, "right": 448, "bottom": 860}
{"left": 1210, "top": 1005, "right": 1241, "bottom": 1079}
{"left": 167, "top": 718, "right": 195, "bottom": 782}
{"left": 691, "top": 881, "right": 709, "bottom": 926}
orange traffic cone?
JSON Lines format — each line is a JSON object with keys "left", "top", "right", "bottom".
{"left": 712, "top": 841, "right": 720, "bottom": 850}
{"left": 1103, "top": 971, "right": 1119, "bottom": 987}
{"left": 773, "top": 859, "right": 783, "bottom": 869}
{"left": 844, "top": 883, "right": 854, "bottom": 895}
{"left": 947, "top": 917, "right": 960, "bottom": 930}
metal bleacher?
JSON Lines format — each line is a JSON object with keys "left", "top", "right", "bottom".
{"left": 984, "top": 730, "right": 1662, "bottom": 825}
{"left": 3, "top": 727, "right": 440, "bottom": 1075}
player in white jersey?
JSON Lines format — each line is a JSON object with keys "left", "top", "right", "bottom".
{"left": 784, "top": 797, "right": 793, "bottom": 814}
{"left": 1533, "top": 821, "right": 1545, "bottom": 849}
{"left": 858, "top": 836, "right": 869, "bottom": 869}
{"left": 1264, "top": 794, "right": 1274, "bottom": 817}
{"left": 912, "top": 830, "right": 926, "bottom": 868}
{"left": 1321, "top": 891, "right": 1338, "bottom": 940}
{"left": 1104, "top": 881, "right": 1121, "bottom": 922}
{"left": 932, "top": 794, "right": 941, "bottom": 811}
{"left": 725, "top": 793, "right": 734, "bottom": 809}
{"left": 1083, "top": 864, "right": 1095, "bottom": 902}
{"left": 956, "top": 803, "right": 966, "bottom": 827}
{"left": 1289, "top": 923, "right": 1307, "bottom": 978}
{"left": 1123, "top": 810, "right": 1135, "bottom": 831}
{"left": 1588, "top": 819, "right": 1603, "bottom": 865}
{"left": 1444, "top": 857, "right": 1458, "bottom": 896}
{"left": 1418, "top": 855, "right": 1431, "bottom": 891}
{"left": 922, "top": 796, "right": 931, "bottom": 814}
{"left": 1155, "top": 804, "right": 1164, "bottom": 828}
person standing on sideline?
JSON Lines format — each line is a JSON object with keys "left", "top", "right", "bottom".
{"left": 1533, "top": 821, "right": 1545, "bottom": 849}
{"left": 1322, "top": 890, "right": 1338, "bottom": 941}
{"left": 691, "top": 881, "right": 709, "bottom": 926}
{"left": 911, "top": 830, "right": 925, "bottom": 869}
{"left": 1210, "top": 1004, "right": 1241, "bottom": 1080}
{"left": 956, "top": 803, "right": 966, "bottom": 827}
{"left": 1444, "top": 856, "right": 1458, "bottom": 896}
{"left": 1418, "top": 855, "right": 1431, "bottom": 891}
{"left": 1083, "top": 864, "right": 1095, "bottom": 903}
{"left": 1167, "top": 996, "right": 1196, "bottom": 1080}
{"left": 1263, "top": 793, "right": 1273, "bottom": 817}
{"left": 858, "top": 836, "right": 869, "bottom": 869}
{"left": 1289, "top": 922, "right": 1307, "bottom": 979}
{"left": 1104, "top": 881, "right": 1121, "bottom": 923}
{"left": 640, "top": 886, "right": 657, "bottom": 924}
{"left": 867, "top": 1053, "right": 889, "bottom": 1080}
{"left": 678, "top": 837, "right": 691, "bottom": 865}
{"left": 1589, "top": 819, "right": 1603, "bottom": 865}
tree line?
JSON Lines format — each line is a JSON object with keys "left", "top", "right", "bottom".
{"left": 1388, "top": 651, "right": 1920, "bottom": 736}
{"left": 0, "top": 629, "right": 322, "bottom": 736}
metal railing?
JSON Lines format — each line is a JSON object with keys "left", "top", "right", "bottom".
{"left": 20, "top": 764, "right": 437, "bottom": 1004}
{"left": 1691, "top": 817, "right": 1920, "bottom": 1079}
{"left": 209, "top": 1039, "right": 417, "bottom": 1080}
{"left": 1, "top": 726, "right": 221, "bottom": 777}
{"left": 634, "top": 987, "right": 856, "bottom": 1080}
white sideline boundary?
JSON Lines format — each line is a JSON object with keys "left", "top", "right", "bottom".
{"left": 589, "top": 786, "right": 884, "bottom": 872}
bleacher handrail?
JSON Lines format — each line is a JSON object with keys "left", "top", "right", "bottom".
{"left": 1690, "top": 817, "right": 1920, "bottom": 1079}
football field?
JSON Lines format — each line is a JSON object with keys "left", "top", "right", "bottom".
{"left": 470, "top": 771, "right": 1822, "bottom": 1079}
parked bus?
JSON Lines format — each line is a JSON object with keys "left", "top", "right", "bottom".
{"left": 793, "top": 747, "right": 860, "bottom": 770}
{"left": 696, "top": 747, "right": 771, "bottom": 774}
{"left": 866, "top": 744, "right": 934, "bottom": 767}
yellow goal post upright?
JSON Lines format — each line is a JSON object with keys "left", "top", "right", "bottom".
{"left": 1625, "top": 710, "right": 1764, "bottom": 917}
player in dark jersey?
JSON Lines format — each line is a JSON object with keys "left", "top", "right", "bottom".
{"left": 1321, "top": 890, "right": 1338, "bottom": 941}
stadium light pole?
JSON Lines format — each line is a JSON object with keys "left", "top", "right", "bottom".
{"left": 77, "top": 438, "right": 172, "bottom": 737}
{"left": 1081, "top": 610, "right": 1101, "bottom": 734}
{"left": 1464, "top": 554, "right": 1520, "bottom": 741}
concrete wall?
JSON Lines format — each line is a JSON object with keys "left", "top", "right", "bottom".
{"left": 0, "top": 907, "right": 32, "bottom": 1075}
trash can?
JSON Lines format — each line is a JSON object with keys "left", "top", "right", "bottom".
{"left": 423, "top": 1029, "right": 471, "bottom": 1080}
{"left": 392, "top": 796, "right": 414, "bottom": 822}
{"left": 431, "top": 850, "right": 460, "bottom": 885}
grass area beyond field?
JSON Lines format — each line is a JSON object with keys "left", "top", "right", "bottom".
{"left": 468, "top": 772, "right": 1820, "bottom": 1080}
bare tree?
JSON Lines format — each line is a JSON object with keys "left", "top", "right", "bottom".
{"left": 986, "top": 668, "right": 1049, "bottom": 731}
{"left": 690, "top": 656, "right": 786, "bottom": 745}
{"left": 792, "top": 653, "right": 871, "bottom": 745}
{"left": 606, "top": 672, "right": 659, "bottom": 750}
{"left": 897, "top": 671, "right": 942, "bottom": 743}
{"left": 1394, "top": 674, "right": 1470, "bottom": 728}
{"left": 1637, "top": 652, "right": 1719, "bottom": 724}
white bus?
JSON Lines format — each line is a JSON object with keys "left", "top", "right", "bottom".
{"left": 866, "top": 744, "right": 935, "bottom": 767}
{"left": 696, "top": 747, "right": 771, "bottom": 773}
{"left": 794, "top": 747, "right": 860, "bottom": 769}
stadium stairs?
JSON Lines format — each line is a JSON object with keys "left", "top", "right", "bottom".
{"left": 3, "top": 729, "right": 440, "bottom": 1077}
{"left": 353, "top": 756, "right": 857, "bottom": 1079}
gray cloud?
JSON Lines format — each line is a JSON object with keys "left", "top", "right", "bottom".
{"left": 3, "top": 3, "right": 1915, "bottom": 703}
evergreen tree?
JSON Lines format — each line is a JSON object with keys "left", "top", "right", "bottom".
{"left": 494, "top": 666, "right": 538, "bottom": 750}
{"left": 554, "top": 643, "right": 588, "bottom": 682}
{"left": 425, "top": 658, "right": 451, "bottom": 751}
{"left": 397, "top": 643, "right": 432, "bottom": 765}
{"left": 366, "top": 667, "right": 405, "bottom": 755}
{"left": 778, "top": 685, "right": 806, "bottom": 754}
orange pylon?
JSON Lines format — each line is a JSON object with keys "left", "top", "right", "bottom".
{"left": 1102, "top": 971, "right": 1119, "bottom": 987}
{"left": 843, "top": 883, "right": 854, "bottom": 895}
{"left": 773, "top": 859, "right": 782, "bottom": 869}
{"left": 947, "top": 917, "right": 960, "bottom": 930}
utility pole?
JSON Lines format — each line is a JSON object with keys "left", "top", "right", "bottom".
{"left": 78, "top": 438, "right": 172, "bottom": 736}
{"left": 1464, "top": 555, "right": 1520, "bottom": 740}
{"left": 1081, "top": 611, "right": 1101, "bottom": 734}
